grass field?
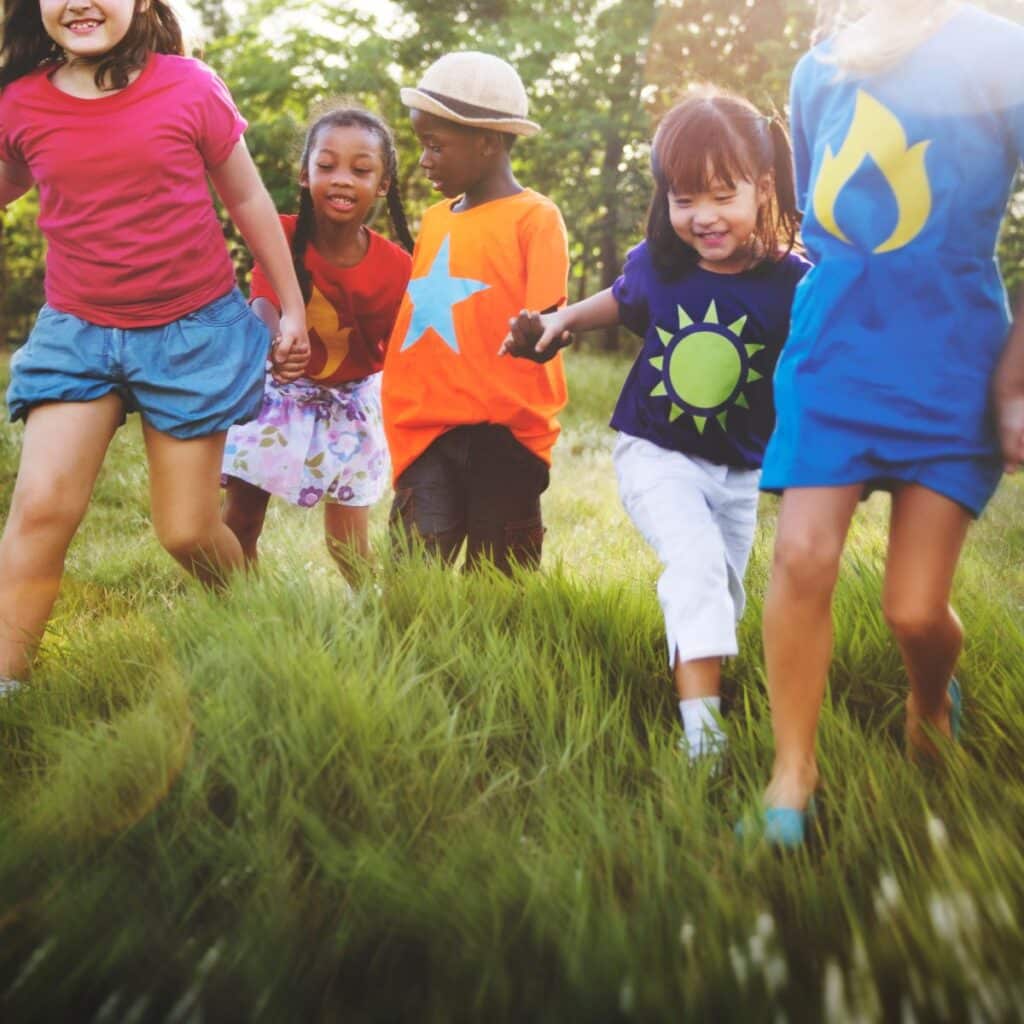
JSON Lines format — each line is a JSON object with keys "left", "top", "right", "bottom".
{"left": 1, "top": 350, "right": 1023, "bottom": 1022}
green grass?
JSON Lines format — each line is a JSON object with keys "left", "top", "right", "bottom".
{"left": 1, "top": 351, "right": 1024, "bottom": 1022}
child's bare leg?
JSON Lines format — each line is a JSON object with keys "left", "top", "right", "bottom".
{"left": 675, "top": 655, "right": 721, "bottom": 700}
{"left": 675, "top": 654, "right": 724, "bottom": 758}
{"left": 143, "top": 425, "right": 244, "bottom": 587}
{"left": 883, "top": 485, "right": 970, "bottom": 757}
{"left": 222, "top": 476, "right": 271, "bottom": 565}
{"left": 324, "top": 504, "right": 370, "bottom": 583}
{"left": 763, "top": 485, "right": 860, "bottom": 809}
{"left": 0, "top": 396, "right": 123, "bottom": 678}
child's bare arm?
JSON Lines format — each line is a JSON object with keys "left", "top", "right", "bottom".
{"left": 499, "top": 289, "right": 620, "bottom": 361}
{"left": 208, "top": 140, "right": 309, "bottom": 375}
{"left": 994, "top": 295, "right": 1024, "bottom": 472}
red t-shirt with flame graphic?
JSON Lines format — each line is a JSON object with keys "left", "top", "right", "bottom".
{"left": 250, "top": 215, "right": 412, "bottom": 385}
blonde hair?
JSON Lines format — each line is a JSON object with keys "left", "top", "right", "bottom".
{"left": 820, "top": 0, "right": 961, "bottom": 76}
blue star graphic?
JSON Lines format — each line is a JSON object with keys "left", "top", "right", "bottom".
{"left": 401, "top": 235, "right": 491, "bottom": 353}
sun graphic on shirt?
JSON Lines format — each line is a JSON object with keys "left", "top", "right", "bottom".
{"left": 648, "top": 300, "right": 763, "bottom": 434}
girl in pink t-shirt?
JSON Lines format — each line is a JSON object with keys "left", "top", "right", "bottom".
{"left": 0, "top": 0, "right": 309, "bottom": 691}
{"left": 222, "top": 107, "right": 414, "bottom": 581}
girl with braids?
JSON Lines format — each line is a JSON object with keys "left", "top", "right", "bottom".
{"left": 0, "top": 0, "right": 307, "bottom": 691}
{"left": 503, "top": 87, "right": 808, "bottom": 763}
{"left": 222, "top": 106, "right": 414, "bottom": 580}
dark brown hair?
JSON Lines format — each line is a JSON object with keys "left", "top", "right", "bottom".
{"left": 291, "top": 107, "right": 415, "bottom": 303}
{"left": 1, "top": 0, "right": 183, "bottom": 90}
{"left": 646, "top": 87, "right": 800, "bottom": 277}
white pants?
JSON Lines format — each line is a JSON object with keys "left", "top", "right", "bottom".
{"left": 613, "top": 433, "right": 760, "bottom": 665}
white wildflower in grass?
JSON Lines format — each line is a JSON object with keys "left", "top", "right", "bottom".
{"left": 764, "top": 954, "right": 788, "bottom": 997}
{"left": 755, "top": 912, "right": 776, "bottom": 941}
{"left": 901, "top": 996, "right": 919, "bottom": 1024}
{"left": 927, "top": 894, "right": 956, "bottom": 944}
{"left": 679, "top": 919, "right": 695, "bottom": 952}
{"left": 729, "top": 944, "right": 749, "bottom": 988}
{"left": 619, "top": 977, "right": 635, "bottom": 1015}
{"left": 823, "top": 959, "right": 850, "bottom": 1022}
{"left": 926, "top": 815, "right": 949, "bottom": 848}
{"left": 878, "top": 873, "right": 901, "bottom": 909}
{"left": 748, "top": 932, "right": 766, "bottom": 968}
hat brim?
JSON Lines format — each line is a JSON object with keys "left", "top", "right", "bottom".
{"left": 400, "top": 87, "right": 540, "bottom": 137}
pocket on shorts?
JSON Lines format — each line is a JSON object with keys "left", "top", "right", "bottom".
{"left": 186, "top": 288, "right": 250, "bottom": 328}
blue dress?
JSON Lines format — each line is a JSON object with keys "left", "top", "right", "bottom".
{"left": 762, "top": 4, "right": 1024, "bottom": 515}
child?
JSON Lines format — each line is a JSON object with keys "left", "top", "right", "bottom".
{"left": 381, "top": 51, "right": 569, "bottom": 575}
{"left": 503, "top": 88, "right": 808, "bottom": 761}
{"left": 222, "top": 107, "right": 414, "bottom": 580}
{"left": 754, "top": 0, "right": 1024, "bottom": 844}
{"left": 0, "top": 0, "right": 308, "bottom": 690}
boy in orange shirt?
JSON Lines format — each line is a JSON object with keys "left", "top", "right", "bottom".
{"left": 382, "top": 51, "right": 570, "bottom": 574}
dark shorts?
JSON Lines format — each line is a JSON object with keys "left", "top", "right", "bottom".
{"left": 390, "top": 424, "right": 550, "bottom": 574}
{"left": 6, "top": 288, "right": 270, "bottom": 439}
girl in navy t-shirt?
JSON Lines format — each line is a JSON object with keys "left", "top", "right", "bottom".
{"left": 502, "top": 87, "right": 808, "bottom": 763}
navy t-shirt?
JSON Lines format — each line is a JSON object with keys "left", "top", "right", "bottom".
{"left": 610, "top": 241, "right": 811, "bottom": 469}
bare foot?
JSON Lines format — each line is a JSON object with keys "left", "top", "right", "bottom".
{"left": 765, "top": 760, "right": 820, "bottom": 811}
{"left": 905, "top": 689, "right": 954, "bottom": 762}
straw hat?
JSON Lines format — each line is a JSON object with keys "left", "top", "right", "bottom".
{"left": 400, "top": 51, "right": 540, "bottom": 137}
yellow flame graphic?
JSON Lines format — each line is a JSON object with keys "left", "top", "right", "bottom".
{"left": 812, "top": 90, "right": 932, "bottom": 254}
{"left": 306, "top": 284, "right": 352, "bottom": 381}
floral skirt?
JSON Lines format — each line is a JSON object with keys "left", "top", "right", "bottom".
{"left": 222, "top": 373, "right": 389, "bottom": 507}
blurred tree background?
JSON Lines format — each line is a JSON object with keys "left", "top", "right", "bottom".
{"left": 2, "top": 0, "right": 1023, "bottom": 347}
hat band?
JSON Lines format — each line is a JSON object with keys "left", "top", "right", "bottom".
{"left": 418, "top": 88, "right": 525, "bottom": 123}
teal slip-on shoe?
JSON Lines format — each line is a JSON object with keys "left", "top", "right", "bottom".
{"left": 948, "top": 677, "right": 962, "bottom": 743}
{"left": 735, "top": 797, "right": 817, "bottom": 848}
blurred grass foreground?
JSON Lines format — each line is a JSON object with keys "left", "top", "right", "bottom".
{"left": 1, "top": 352, "right": 1023, "bottom": 1022}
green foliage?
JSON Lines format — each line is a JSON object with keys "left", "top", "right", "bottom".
{"left": 2, "top": 351, "right": 1024, "bottom": 1019}
{"left": 1, "top": 193, "right": 44, "bottom": 347}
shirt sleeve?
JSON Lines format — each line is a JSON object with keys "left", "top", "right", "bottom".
{"left": 521, "top": 200, "right": 569, "bottom": 312}
{"left": 0, "top": 89, "right": 23, "bottom": 167}
{"left": 611, "top": 242, "right": 650, "bottom": 338}
{"left": 194, "top": 62, "right": 248, "bottom": 168}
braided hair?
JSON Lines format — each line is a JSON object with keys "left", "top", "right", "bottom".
{"left": 291, "top": 107, "right": 414, "bottom": 304}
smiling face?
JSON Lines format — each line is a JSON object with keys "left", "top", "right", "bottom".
{"left": 668, "top": 171, "right": 770, "bottom": 274}
{"left": 39, "top": 0, "right": 137, "bottom": 60}
{"left": 301, "top": 123, "right": 388, "bottom": 229}
{"left": 409, "top": 108, "right": 493, "bottom": 200}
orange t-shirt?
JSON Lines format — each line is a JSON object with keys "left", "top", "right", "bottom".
{"left": 381, "top": 189, "right": 569, "bottom": 482}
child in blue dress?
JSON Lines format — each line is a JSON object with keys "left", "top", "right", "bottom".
{"left": 503, "top": 88, "right": 808, "bottom": 761}
{"left": 755, "top": 0, "right": 1024, "bottom": 844}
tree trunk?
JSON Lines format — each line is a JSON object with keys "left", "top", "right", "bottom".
{"left": 598, "top": 132, "right": 623, "bottom": 351}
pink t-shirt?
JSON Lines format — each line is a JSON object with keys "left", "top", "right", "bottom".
{"left": 0, "top": 54, "right": 246, "bottom": 327}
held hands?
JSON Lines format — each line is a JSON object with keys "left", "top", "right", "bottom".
{"left": 498, "top": 309, "right": 574, "bottom": 363}
{"left": 269, "top": 312, "right": 310, "bottom": 383}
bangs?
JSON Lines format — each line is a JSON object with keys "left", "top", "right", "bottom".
{"left": 652, "top": 102, "right": 761, "bottom": 196}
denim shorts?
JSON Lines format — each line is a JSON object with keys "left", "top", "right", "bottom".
{"left": 6, "top": 288, "right": 270, "bottom": 439}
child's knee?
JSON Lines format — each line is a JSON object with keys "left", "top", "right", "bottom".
{"left": 154, "top": 519, "right": 215, "bottom": 562}
{"left": 771, "top": 529, "right": 843, "bottom": 594}
{"left": 8, "top": 482, "right": 83, "bottom": 540}
{"left": 882, "top": 596, "right": 957, "bottom": 644}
